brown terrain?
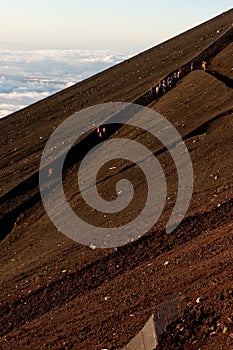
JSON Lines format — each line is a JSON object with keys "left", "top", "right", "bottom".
{"left": 0, "top": 9, "right": 233, "bottom": 350}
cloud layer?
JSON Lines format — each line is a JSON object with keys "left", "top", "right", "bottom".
{"left": 0, "top": 50, "right": 129, "bottom": 118}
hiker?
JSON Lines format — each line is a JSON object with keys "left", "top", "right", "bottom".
{"left": 202, "top": 61, "right": 207, "bottom": 71}
{"left": 155, "top": 85, "right": 160, "bottom": 94}
{"left": 170, "top": 76, "right": 175, "bottom": 87}
{"left": 167, "top": 76, "right": 173, "bottom": 89}
{"left": 190, "top": 62, "right": 194, "bottom": 71}
{"left": 150, "top": 86, "right": 155, "bottom": 97}
{"left": 97, "top": 126, "right": 102, "bottom": 138}
{"left": 178, "top": 67, "right": 183, "bottom": 78}
{"left": 162, "top": 80, "right": 167, "bottom": 94}
{"left": 48, "top": 167, "right": 53, "bottom": 177}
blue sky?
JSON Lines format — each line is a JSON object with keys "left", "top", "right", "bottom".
{"left": 0, "top": 1, "right": 232, "bottom": 53}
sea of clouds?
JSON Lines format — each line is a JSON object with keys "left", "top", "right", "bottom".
{"left": 0, "top": 50, "right": 130, "bottom": 118}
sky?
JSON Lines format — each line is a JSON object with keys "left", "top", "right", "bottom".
{"left": 0, "top": 1, "right": 232, "bottom": 52}
{"left": 0, "top": 1, "right": 232, "bottom": 118}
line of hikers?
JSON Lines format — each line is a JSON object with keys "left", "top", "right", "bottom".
{"left": 149, "top": 67, "right": 185, "bottom": 97}
{"left": 149, "top": 60, "right": 207, "bottom": 97}
{"left": 96, "top": 60, "right": 208, "bottom": 138}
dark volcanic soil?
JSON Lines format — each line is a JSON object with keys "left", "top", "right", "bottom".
{"left": 0, "top": 9, "right": 233, "bottom": 350}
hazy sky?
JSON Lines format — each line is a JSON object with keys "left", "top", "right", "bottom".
{"left": 0, "top": 1, "right": 232, "bottom": 53}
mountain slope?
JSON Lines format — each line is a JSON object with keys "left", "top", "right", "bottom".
{"left": 0, "top": 9, "right": 233, "bottom": 350}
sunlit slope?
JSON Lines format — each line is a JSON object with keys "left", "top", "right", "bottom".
{"left": 0, "top": 9, "right": 233, "bottom": 196}
{"left": 209, "top": 41, "right": 233, "bottom": 78}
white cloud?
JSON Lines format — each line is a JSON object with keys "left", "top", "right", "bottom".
{"left": 0, "top": 50, "right": 130, "bottom": 118}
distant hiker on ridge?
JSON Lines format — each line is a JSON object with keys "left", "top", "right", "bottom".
{"left": 97, "top": 126, "right": 106, "bottom": 139}
{"left": 48, "top": 168, "right": 53, "bottom": 177}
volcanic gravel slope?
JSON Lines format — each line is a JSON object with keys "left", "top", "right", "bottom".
{"left": 0, "top": 9, "right": 233, "bottom": 350}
